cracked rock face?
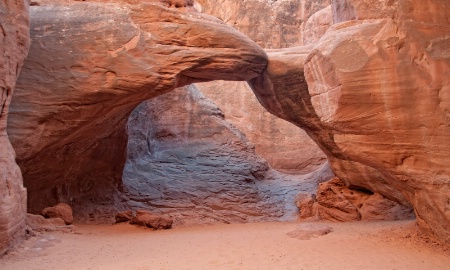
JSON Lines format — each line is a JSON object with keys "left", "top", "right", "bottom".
{"left": 249, "top": 0, "right": 450, "bottom": 243}
{"left": 0, "top": 0, "right": 29, "bottom": 255}
{"left": 8, "top": 0, "right": 267, "bottom": 216}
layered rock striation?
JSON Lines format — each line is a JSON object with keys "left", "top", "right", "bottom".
{"left": 249, "top": 0, "right": 450, "bottom": 243}
{"left": 124, "top": 85, "right": 274, "bottom": 225}
{"left": 0, "top": 0, "right": 30, "bottom": 255}
{"left": 8, "top": 0, "right": 267, "bottom": 216}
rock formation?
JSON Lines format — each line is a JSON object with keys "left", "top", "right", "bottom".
{"left": 42, "top": 203, "right": 73, "bottom": 225}
{"left": 297, "top": 177, "right": 414, "bottom": 222}
{"left": 249, "top": 0, "right": 450, "bottom": 243}
{"left": 196, "top": 0, "right": 331, "bottom": 48}
{"left": 8, "top": 0, "right": 267, "bottom": 219}
{"left": 195, "top": 0, "right": 331, "bottom": 173}
{"left": 25, "top": 214, "right": 66, "bottom": 233}
{"left": 0, "top": 0, "right": 30, "bottom": 255}
{"left": 3, "top": 0, "right": 449, "bottom": 254}
{"left": 196, "top": 81, "right": 327, "bottom": 173}
{"left": 121, "top": 85, "right": 331, "bottom": 225}
{"left": 129, "top": 210, "right": 173, "bottom": 230}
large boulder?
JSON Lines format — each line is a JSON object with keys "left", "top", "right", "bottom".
{"left": 249, "top": 0, "right": 450, "bottom": 243}
{"left": 0, "top": 0, "right": 30, "bottom": 255}
{"left": 8, "top": 0, "right": 267, "bottom": 218}
{"left": 129, "top": 210, "right": 173, "bottom": 230}
{"left": 42, "top": 203, "right": 73, "bottom": 225}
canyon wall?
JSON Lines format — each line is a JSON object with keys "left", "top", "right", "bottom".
{"left": 0, "top": 0, "right": 29, "bottom": 255}
{"left": 8, "top": 0, "right": 267, "bottom": 219}
{"left": 249, "top": 0, "right": 450, "bottom": 242}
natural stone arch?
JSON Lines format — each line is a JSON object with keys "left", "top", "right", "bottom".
{"left": 8, "top": 1, "right": 267, "bottom": 218}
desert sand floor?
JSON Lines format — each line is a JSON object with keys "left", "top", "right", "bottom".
{"left": 1, "top": 220, "right": 449, "bottom": 270}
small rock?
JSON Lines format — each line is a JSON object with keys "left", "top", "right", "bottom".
{"left": 130, "top": 210, "right": 173, "bottom": 230}
{"left": 26, "top": 214, "right": 66, "bottom": 232}
{"left": 42, "top": 203, "right": 73, "bottom": 225}
{"left": 115, "top": 210, "right": 134, "bottom": 223}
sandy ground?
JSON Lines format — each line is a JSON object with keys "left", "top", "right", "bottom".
{"left": 1, "top": 220, "right": 449, "bottom": 270}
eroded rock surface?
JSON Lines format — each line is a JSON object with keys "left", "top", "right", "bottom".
{"left": 194, "top": 0, "right": 331, "bottom": 173}
{"left": 197, "top": 81, "right": 327, "bottom": 173}
{"left": 122, "top": 85, "right": 333, "bottom": 225}
{"left": 301, "top": 178, "right": 415, "bottom": 222}
{"left": 249, "top": 0, "right": 450, "bottom": 242}
{"left": 25, "top": 214, "right": 66, "bottom": 233}
{"left": 8, "top": 1, "right": 267, "bottom": 218}
{"left": 196, "top": 0, "right": 331, "bottom": 49}
{"left": 0, "top": 0, "right": 30, "bottom": 255}
{"left": 129, "top": 210, "right": 173, "bottom": 230}
{"left": 42, "top": 203, "right": 73, "bottom": 225}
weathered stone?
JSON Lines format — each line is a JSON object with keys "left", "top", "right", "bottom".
{"left": 42, "top": 203, "right": 74, "bottom": 225}
{"left": 359, "top": 193, "right": 415, "bottom": 222}
{"left": 0, "top": 0, "right": 30, "bottom": 255}
{"left": 196, "top": 0, "right": 331, "bottom": 49}
{"left": 299, "top": 178, "right": 415, "bottom": 222}
{"left": 197, "top": 81, "right": 327, "bottom": 174}
{"left": 295, "top": 193, "right": 319, "bottom": 220}
{"left": 25, "top": 214, "right": 66, "bottom": 232}
{"left": 115, "top": 211, "right": 134, "bottom": 223}
{"left": 130, "top": 210, "right": 173, "bottom": 230}
{"left": 302, "top": 5, "right": 333, "bottom": 45}
{"left": 249, "top": 0, "right": 450, "bottom": 243}
{"left": 122, "top": 85, "right": 328, "bottom": 226}
{"left": 8, "top": 1, "right": 267, "bottom": 220}
{"left": 316, "top": 178, "right": 364, "bottom": 222}
{"left": 195, "top": 0, "right": 331, "bottom": 174}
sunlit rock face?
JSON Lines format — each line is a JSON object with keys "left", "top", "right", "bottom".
{"left": 195, "top": 0, "right": 331, "bottom": 173}
{"left": 249, "top": 0, "right": 450, "bottom": 243}
{"left": 8, "top": 0, "right": 267, "bottom": 219}
{"left": 0, "top": 0, "right": 29, "bottom": 255}
{"left": 195, "top": 0, "right": 331, "bottom": 49}
{"left": 122, "top": 85, "right": 334, "bottom": 225}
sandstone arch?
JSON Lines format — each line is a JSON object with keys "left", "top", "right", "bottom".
{"left": 7, "top": 0, "right": 266, "bottom": 223}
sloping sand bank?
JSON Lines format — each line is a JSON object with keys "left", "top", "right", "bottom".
{"left": 1, "top": 220, "right": 449, "bottom": 270}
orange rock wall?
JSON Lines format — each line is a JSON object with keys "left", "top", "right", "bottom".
{"left": 250, "top": 0, "right": 450, "bottom": 243}
{"left": 0, "top": 0, "right": 29, "bottom": 255}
